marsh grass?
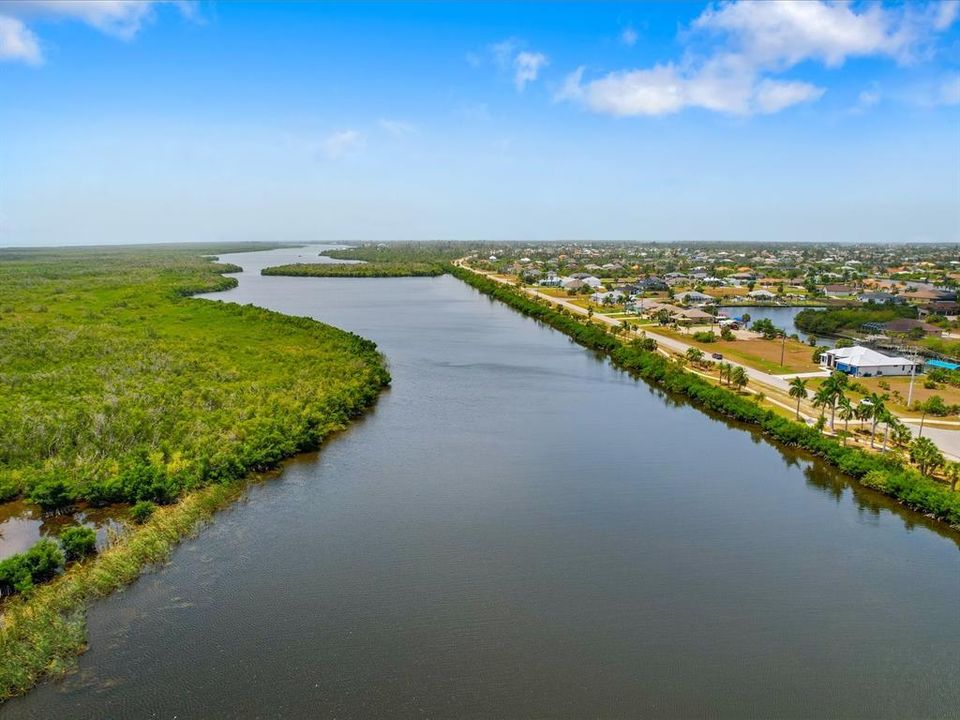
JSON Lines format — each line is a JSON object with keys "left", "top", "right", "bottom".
{"left": 0, "top": 481, "right": 240, "bottom": 699}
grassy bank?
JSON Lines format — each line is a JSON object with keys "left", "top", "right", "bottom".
{"left": 448, "top": 265, "right": 960, "bottom": 529}
{"left": 262, "top": 261, "right": 444, "bottom": 277}
{"left": 0, "top": 244, "right": 391, "bottom": 698}
{"left": 0, "top": 481, "right": 239, "bottom": 698}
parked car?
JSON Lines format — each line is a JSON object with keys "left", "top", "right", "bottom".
{"left": 711, "top": 352, "right": 723, "bottom": 360}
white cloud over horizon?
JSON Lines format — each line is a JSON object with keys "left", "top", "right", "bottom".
{"left": 559, "top": 0, "right": 959, "bottom": 116}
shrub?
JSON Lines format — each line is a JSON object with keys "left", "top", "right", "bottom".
{"left": 130, "top": 500, "right": 157, "bottom": 524}
{"left": 59, "top": 526, "right": 97, "bottom": 562}
{"left": 0, "top": 539, "right": 65, "bottom": 596}
{"left": 28, "top": 475, "right": 72, "bottom": 511}
{"left": 692, "top": 330, "right": 717, "bottom": 343}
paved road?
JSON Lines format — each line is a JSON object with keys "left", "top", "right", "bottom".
{"left": 463, "top": 265, "right": 960, "bottom": 461}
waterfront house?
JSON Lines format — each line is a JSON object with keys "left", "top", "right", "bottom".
{"left": 747, "top": 289, "right": 777, "bottom": 300}
{"left": 880, "top": 318, "right": 944, "bottom": 337}
{"left": 820, "top": 346, "right": 918, "bottom": 377}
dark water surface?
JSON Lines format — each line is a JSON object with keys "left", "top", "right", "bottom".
{"left": 5, "top": 246, "right": 959, "bottom": 719}
{"left": 721, "top": 305, "right": 834, "bottom": 347}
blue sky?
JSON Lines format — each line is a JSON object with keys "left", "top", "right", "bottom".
{"left": 1, "top": 1, "right": 958, "bottom": 246}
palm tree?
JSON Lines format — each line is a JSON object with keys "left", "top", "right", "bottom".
{"left": 788, "top": 377, "right": 808, "bottom": 420}
{"left": 910, "top": 436, "right": 944, "bottom": 475}
{"left": 821, "top": 372, "right": 848, "bottom": 431}
{"left": 945, "top": 461, "right": 960, "bottom": 492}
{"left": 838, "top": 396, "right": 855, "bottom": 444}
{"left": 812, "top": 385, "right": 833, "bottom": 428}
{"left": 686, "top": 347, "right": 704, "bottom": 365}
{"left": 865, "top": 392, "right": 889, "bottom": 448}
{"left": 731, "top": 366, "right": 748, "bottom": 392}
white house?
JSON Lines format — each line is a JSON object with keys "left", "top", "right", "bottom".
{"left": 538, "top": 271, "right": 563, "bottom": 287}
{"left": 582, "top": 276, "right": 603, "bottom": 289}
{"left": 747, "top": 289, "right": 777, "bottom": 300}
{"left": 820, "top": 346, "right": 918, "bottom": 377}
{"left": 591, "top": 290, "right": 625, "bottom": 304}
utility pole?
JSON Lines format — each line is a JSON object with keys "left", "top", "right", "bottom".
{"left": 780, "top": 331, "right": 786, "bottom": 367}
{"left": 906, "top": 347, "right": 919, "bottom": 408}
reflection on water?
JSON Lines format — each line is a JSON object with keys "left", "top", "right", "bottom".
{"left": 5, "top": 246, "right": 959, "bottom": 720}
{"left": 0, "top": 500, "right": 124, "bottom": 560}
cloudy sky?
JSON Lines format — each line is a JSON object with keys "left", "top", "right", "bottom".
{"left": 1, "top": 1, "right": 958, "bottom": 245}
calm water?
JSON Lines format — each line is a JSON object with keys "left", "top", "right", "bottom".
{"left": 5, "top": 246, "right": 958, "bottom": 719}
{"left": 722, "top": 305, "right": 834, "bottom": 347}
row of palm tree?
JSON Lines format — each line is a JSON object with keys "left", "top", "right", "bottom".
{"left": 788, "top": 373, "right": 894, "bottom": 449}
{"left": 717, "top": 361, "right": 748, "bottom": 391}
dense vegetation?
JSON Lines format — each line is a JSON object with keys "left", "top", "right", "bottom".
{"left": 0, "top": 244, "right": 391, "bottom": 696}
{"left": 321, "top": 242, "right": 472, "bottom": 265}
{"left": 449, "top": 265, "right": 960, "bottom": 529}
{"left": 794, "top": 304, "right": 917, "bottom": 335}
{"left": 262, "top": 261, "right": 444, "bottom": 277}
{"left": 0, "top": 244, "right": 389, "bottom": 513}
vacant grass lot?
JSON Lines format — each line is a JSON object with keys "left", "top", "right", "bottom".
{"left": 656, "top": 327, "right": 822, "bottom": 374}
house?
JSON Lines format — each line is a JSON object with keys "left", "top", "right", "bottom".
{"left": 680, "top": 308, "right": 715, "bottom": 324}
{"left": 903, "top": 288, "right": 956, "bottom": 303}
{"left": 747, "top": 289, "right": 777, "bottom": 300}
{"left": 562, "top": 278, "right": 587, "bottom": 291}
{"left": 824, "top": 284, "right": 855, "bottom": 297}
{"left": 637, "top": 276, "right": 668, "bottom": 292}
{"left": 880, "top": 318, "right": 943, "bottom": 337}
{"left": 919, "top": 301, "right": 960, "bottom": 318}
{"left": 582, "top": 276, "right": 603, "bottom": 289}
{"left": 538, "top": 271, "right": 563, "bottom": 287}
{"left": 820, "top": 346, "right": 918, "bottom": 377}
{"left": 675, "top": 290, "right": 716, "bottom": 305}
{"left": 591, "top": 290, "right": 625, "bottom": 304}
{"left": 858, "top": 291, "right": 903, "bottom": 305}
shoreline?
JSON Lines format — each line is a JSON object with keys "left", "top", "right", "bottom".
{"left": 447, "top": 263, "right": 960, "bottom": 533}
{"left": 0, "top": 257, "right": 391, "bottom": 701}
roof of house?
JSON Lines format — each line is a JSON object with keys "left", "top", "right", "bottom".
{"left": 681, "top": 308, "right": 714, "bottom": 321}
{"left": 825, "top": 345, "right": 914, "bottom": 367}
{"left": 881, "top": 318, "right": 941, "bottom": 334}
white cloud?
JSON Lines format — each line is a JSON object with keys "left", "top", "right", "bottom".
{"left": 490, "top": 37, "right": 519, "bottom": 70}
{"left": 558, "top": 55, "right": 822, "bottom": 117}
{"left": 320, "top": 130, "right": 364, "bottom": 159}
{"left": 7, "top": 1, "right": 160, "bottom": 39}
{"left": 753, "top": 78, "right": 825, "bottom": 114}
{"left": 484, "top": 38, "right": 548, "bottom": 91}
{"left": 559, "top": 0, "right": 956, "bottom": 117}
{"left": 933, "top": 0, "right": 960, "bottom": 31}
{"left": 514, "top": 50, "right": 548, "bottom": 91}
{"left": 0, "top": 15, "right": 40, "bottom": 64}
{"left": 693, "top": 1, "right": 909, "bottom": 68}
{"left": 620, "top": 26, "right": 638, "bottom": 47}
{"left": 378, "top": 119, "right": 416, "bottom": 136}
{"left": 0, "top": 0, "right": 194, "bottom": 63}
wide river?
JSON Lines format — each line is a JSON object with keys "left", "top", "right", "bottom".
{"left": 5, "top": 246, "right": 959, "bottom": 719}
